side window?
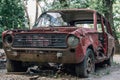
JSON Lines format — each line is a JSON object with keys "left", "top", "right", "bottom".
{"left": 96, "top": 15, "right": 103, "bottom": 33}
{"left": 97, "top": 23, "right": 102, "bottom": 32}
{"left": 74, "top": 21, "right": 94, "bottom": 29}
{"left": 103, "top": 19, "right": 107, "bottom": 33}
{"left": 96, "top": 18, "right": 107, "bottom": 33}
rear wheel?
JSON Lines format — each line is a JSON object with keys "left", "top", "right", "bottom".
{"left": 104, "top": 54, "right": 113, "bottom": 66}
{"left": 75, "top": 49, "right": 95, "bottom": 77}
{"left": 103, "top": 49, "right": 114, "bottom": 66}
{"left": 7, "top": 59, "right": 27, "bottom": 72}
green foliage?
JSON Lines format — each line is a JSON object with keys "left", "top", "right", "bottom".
{"left": 42, "top": 0, "right": 90, "bottom": 10}
{"left": 113, "top": 0, "right": 120, "bottom": 39}
{"left": 39, "top": 0, "right": 106, "bottom": 14}
{"left": 0, "top": 0, "right": 25, "bottom": 30}
{"left": 0, "top": 27, "right": 4, "bottom": 42}
{"left": 0, "top": 0, "right": 26, "bottom": 48}
{"left": 0, "top": 27, "right": 4, "bottom": 48}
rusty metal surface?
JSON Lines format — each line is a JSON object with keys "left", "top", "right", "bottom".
{"left": 2, "top": 9, "right": 115, "bottom": 65}
{"left": 5, "top": 49, "right": 76, "bottom": 63}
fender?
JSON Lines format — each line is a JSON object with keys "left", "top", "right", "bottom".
{"left": 75, "top": 34, "right": 97, "bottom": 63}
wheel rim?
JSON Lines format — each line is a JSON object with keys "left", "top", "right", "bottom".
{"left": 86, "top": 55, "right": 94, "bottom": 74}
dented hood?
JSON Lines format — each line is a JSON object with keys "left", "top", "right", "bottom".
{"left": 3, "top": 27, "right": 97, "bottom": 37}
{"left": 9, "top": 27, "right": 78, "bottom": 34}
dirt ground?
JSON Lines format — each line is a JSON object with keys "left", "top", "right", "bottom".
{"left": 0, "top": 49, "right": 120, "bottom": 80}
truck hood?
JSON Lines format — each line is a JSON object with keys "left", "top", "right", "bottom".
{"left": 31, "top": 27, "right": 78, "bottom": 33}
{"left": 4, "top": 27, "right": 97, "bottom": 37}
{"left": 7, "top": 27, "right": 78, "bottom": 34}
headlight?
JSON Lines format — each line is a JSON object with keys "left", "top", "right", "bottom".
{"left": 67, "top": 35, "right": 79, "bottom": 47}
{"left": 4, "top": 34, "right": 13, "bottom": 44}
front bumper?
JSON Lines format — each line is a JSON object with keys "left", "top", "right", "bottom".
{"left": 4, "top": 48, "right": 77, "bottom": 63}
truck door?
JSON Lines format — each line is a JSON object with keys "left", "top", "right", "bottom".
{"left": 103, "top": 20, "right": 115, "bottom": 57}
{"left": 96, "top": 17, "right": 108, "bottom": 55}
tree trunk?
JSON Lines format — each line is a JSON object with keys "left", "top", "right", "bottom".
{"left": 35, "top": 0, "right": 39, "bottom": 23}
{"left": 22, "top": 0, "right": 30, "bottom": 29}
{"left": 103, "top": 0, "right": 120, "bottom": 53}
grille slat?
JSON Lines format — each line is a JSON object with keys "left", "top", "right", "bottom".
{"left": 12, "top": 33, "right": 67, "bottom": 48}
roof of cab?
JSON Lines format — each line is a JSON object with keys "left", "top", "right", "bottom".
{"left": 46, "top": 8, "right": 98, "bottom": 14}
{"left": 45, "top": 9, "right": 99, "bottom": 22}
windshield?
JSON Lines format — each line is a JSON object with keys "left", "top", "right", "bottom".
{"left": 34, "top": 12, "right": 68, "bottom": 27}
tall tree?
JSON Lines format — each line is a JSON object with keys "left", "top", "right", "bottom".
{"left": 113, "top": 0, "right": 120, "bottom": 40}
{"left": 35, "top": 0, "right": 39, "bottom": 23}
{"left": 22, "top": 0, "right": 30, "bottom": 29}
{"left": 102, "top": 0, "right": 119, "bottom": 52}
{"left": 102, "top": 0, "right": 114, "bottom": 35}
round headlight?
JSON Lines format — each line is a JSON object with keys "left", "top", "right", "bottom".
{"left": 4, "top": 34, "right": 13, "bottom": 44}
{"left": 67, "top": 35, "right": 79, "bottom": 47}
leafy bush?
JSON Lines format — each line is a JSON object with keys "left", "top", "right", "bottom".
{"left": 0, "top": 0, "right": 26, "bottom": 48}
{"left": 0, "top": 27, "right": 4, "bottom": 48}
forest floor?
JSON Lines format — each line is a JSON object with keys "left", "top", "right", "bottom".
{"left": 0, "top": 49, "right": 120, "bottom": 80}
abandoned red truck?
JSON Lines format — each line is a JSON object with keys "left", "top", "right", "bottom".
{"left": 2, "top": 9, "right": 115, "bottom": 77}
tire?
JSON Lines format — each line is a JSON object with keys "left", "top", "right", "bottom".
{"left": 7, "top": 59, "right": 27, "bottom": 72}
{"left": 75, "top": 49, "right": 95, "bottom": 78}
{"left": 104, "top": 55, "right": 113, "bottom": 66}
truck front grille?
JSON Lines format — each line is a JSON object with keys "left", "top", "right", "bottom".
{"left": 12, "top": 33, "right": 67, "bottom": 48}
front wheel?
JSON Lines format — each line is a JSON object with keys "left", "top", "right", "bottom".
{"left": 75, "top": 49, "right": 95, "bottom": 78}
{"left": 7, "top": 59, "right": 27, "bottom": 72}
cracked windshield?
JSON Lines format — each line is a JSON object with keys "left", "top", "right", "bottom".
{"left": 34, "top": 12, "right": 68, "bottom": 27}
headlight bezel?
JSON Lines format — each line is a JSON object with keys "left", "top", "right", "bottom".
{"left": 4, "top": 34, "right": 13, "bottom": 45}
{"left": 67, "top": 34, "right": 80, "bottom": 47}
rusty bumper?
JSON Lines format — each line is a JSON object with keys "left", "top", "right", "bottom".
{"left": 5, "top": 48, "right": 77, "bottom": 63}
